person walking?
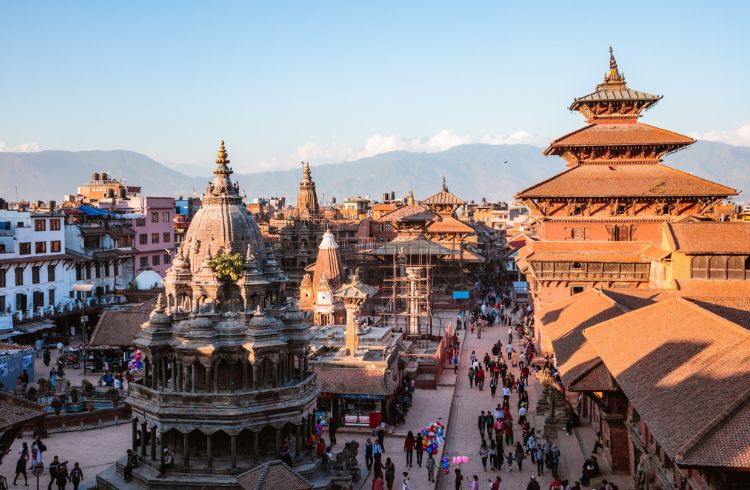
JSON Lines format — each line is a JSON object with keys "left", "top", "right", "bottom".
{"left": 514, "top": 442, "right": 525, "bottom": 472}
{"left": 454, "top": 468, "right": 464, "bottom": 490}
{"left": 401, "top": 472, "right": 410, "bottom": 490}
{"left": 477, "top": 366, "right": 485, "bottom": 391}
{"left": 491, "top": 476, "right": 502, "bottom": 490}
{"left": 328, "top": 418, "right": 337, "bottom": 447}
{"left": 372, "top": 476, "right": 384, "bottom": 490}
{"left": 385, "top": 458, "right": 396, "bottom": 490}
{"left": 550, "top": 445, "right": 560, "bottom": 480}
{"left": 479, "top": 441, "right": 489, "bottom": 472}
{"left": 511, "top": 350, "right": 519, "bottom": 368}
{"left": 505, "top": 452, "right": 513, "bottom": 472}
{"left": 470, "top": 474, "right": 479, "bottom": 490}
{"left": 489, "top": 439, "right": 498, "bottom": 470}
{"left": 69, "top": 463, "right": 83, "bottom": 490}
{"left": 468, "top": 367, "right": 475, "bottom": 389}
{"left": 415, "top": 432, "right": 424, "bottom": 467}
{"left": 47, "top": 456, "right": 60, "bottom": 490}
{"left": 592, "top": 432, "right": 604, "bottom": 454}
{"left": 477, "top": 411, "right": 486, "bottom": 439}
{"left": 535, "top": 443, "right": 544, "bottom": 476}
{"left": 365, "top": 439, "right": 374, "bottom": 471}
{"left": 404, "top": 431, "right": 415, "bottom": 468}
{"left": 55, "top": 462, "right": 69, "bottom": 490}
{"left": 502, "top": 386, "right": 510, "bottom": 404}
{"left": 526, "top": 475, "right": 541, "bottom": 490}
{"left": 426, "top": 453, "right": 436, "bottom": 482}
{"left": 485, "top": 411, "right": 494, "bottom": 437}
{"left": 373, "top": 454, "right": 385, "bottom": 480}
{"left": 507, "top": 327, "right": 513, "bottom": 344}
{"left": 124, "top": 449, "right": 137, "bottom": 482}
{"left": 13, "top": 442, "right": 29, "bottom": 486}
{"left": 489, "top": 376, "right": 497, "bottom": 398}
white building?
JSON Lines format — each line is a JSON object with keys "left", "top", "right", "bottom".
{"left": 0, "top": 208, "right": 135, "bottom": 340}
{"left": 0, "top": 210, "right": 69, "bottom": 336}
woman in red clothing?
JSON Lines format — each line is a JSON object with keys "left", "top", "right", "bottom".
{"left": 404, "top": 431, "right": 415, "bottom": 468}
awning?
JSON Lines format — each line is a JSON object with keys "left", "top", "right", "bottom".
{"left": 17, "top": 319, "right": 56, "bottom": 334}
{"left": 73, "top": 283, "right": 95, "bottom": 292}
{"left": 0, "top": 330, "right": 24, "bottom": 340}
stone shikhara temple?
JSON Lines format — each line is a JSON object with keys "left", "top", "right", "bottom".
{"left": 98, "top": 142, "right": 349, "bottom": 489}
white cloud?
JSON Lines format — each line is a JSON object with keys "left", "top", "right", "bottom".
{"left": 0, "top": 141, "right": 41, "bottom": 152}
{"left": 690, "top": 123, "right": 750, "bottom": 146}
{"left": 289, "top": 129, "right": 538, "bottom": 168}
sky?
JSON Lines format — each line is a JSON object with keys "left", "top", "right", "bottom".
{"left": 1, "top": 1, "right": 749, "bottom": 174}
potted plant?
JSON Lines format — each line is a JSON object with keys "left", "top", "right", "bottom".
{"left": 70, "top": 388, "right": 79, "bottom": 404}
{"left": 37, "top": 378, "right": 50, "bottom": 395}
{"left": 107, "top": 388, "right": 120, "bottom": 408}
{"left": 50, "top": 396, "right": 63, "bottom": 415}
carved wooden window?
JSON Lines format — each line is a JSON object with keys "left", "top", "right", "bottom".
{"left": 571, "top": 228, "right": 585, "bottom": 240}
{"left": 613, "top": 225, "right": 630, "bottom": 241}
{"left": 727, "top": 256, "right": 746, "bottom": 280}
{"left": 571, "top": 286, "right": 585, "bottom": 295}
{"left": 691, "top": 256, "right": 708, "bottom": 279}
{"left": 571, "top": 262, "right": 582, "bottom": 270}
{"left": 708, "top": 256, "right": 728, "bottom": 280}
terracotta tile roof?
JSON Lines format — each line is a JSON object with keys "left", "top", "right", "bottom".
{"left": 379, "top": 204, "right": 437, "bottom": 223}
{"left": 540, "top": 289, "right": 622, "bottom": 391}
{"left": 526, "top": 240, "right": 650, "bottom": 263}
{"left": 314, "top": 364, "right": 398, "bottom": 396}
{"left": 665, "top": 222, "right": 750, "bottom": 254}
{"left": 426, "top": 216, "right": 475, "bottom": 234}
{"left": 421, "top": 190, "right": 465, "bottom": 206}
{"left": 89, "top": 300, "right": 154, "bottom": 347}
{"left": 544, "top": 123, "right": 694, "bottom": 153}
{"left": 237, "top": 460, "right": 312, "bottom": 490}
{"left": 673, "top": 279, "right": 750, "bottom": 297}
{"left": 686, "top": 298, "right": 750, "bottom": 330}
{"left": 515, "top": 163, "right": 737, "bottom": 198}
{"left": 0, "top": 393, "right": 45, "bottom": 430}
{"left": 584, "top": 298, "right": 750, "bottom": 469}
{"left": 639, "top": 245, "right": 671, "bottom": 261}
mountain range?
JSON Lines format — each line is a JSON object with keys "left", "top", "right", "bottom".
{"left": 1, "top": 141, "right": 748, "bottom": 204}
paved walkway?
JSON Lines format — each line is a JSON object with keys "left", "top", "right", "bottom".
{"left": 437, "top": 324, "right": 550, "bottom": 490}
{"left": 0, "top": 422, "right": 129, "bottom": 489}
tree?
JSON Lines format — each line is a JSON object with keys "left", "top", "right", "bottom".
{"left": 208, "top": 252, "right": 244, "bottom": 282}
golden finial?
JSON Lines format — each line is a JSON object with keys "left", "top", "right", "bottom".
{"left": 407, "top": 190, "right": 415, "bottom": 206}
{"left": 604, "top": 46, "right": 623, "bottom": 84}
{"left": 442, "top": 176, "right": 448, "bottom": 192}
{"left": 216, "top": 140, "right": 230, "bottom": 164}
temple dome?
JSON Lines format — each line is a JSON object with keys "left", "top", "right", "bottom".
{"left": 182, "top": 141, "right": 267, "bottom": 272}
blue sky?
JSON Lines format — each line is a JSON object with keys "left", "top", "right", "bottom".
{"left": 1, "top": 1, "right": 748, "bottom": 173}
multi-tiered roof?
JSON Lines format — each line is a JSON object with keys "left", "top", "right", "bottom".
{"left": 517, "top": 48, "right": 737, "bottom": 201}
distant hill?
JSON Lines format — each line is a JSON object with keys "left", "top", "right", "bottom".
{"left": 1, "top": 141, "right": 747, "bottom": 203}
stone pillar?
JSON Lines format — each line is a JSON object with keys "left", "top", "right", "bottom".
{"left": 141, "top": 422, "right": 148, "bottom": 457}
{"left": 229, "top": 363, "right": 235, "bottom": 392}
{"left": 230, "top": 434, "right": 237, "bottom": 469}
{"left": 213, "top": 362, "right": 219, "bottom": 393}
{"left": 206, "top": 433, "right": 213, "bottom": 468}
{"left": 253, "top": 430, "right": 260, "bottom": 464}
{"left": 242, "top": 361, "right": 248, "bottom": 390}
{"left": 251, "top": 362, "right": 258, "bottom": 388}
{"left": 275, "top": 427, "right": 281, "bottom": 457}
{"left": 132, "top": 418, "right": 138, "bottom": 452}
{"left": 150, "top": 426, "right": 157, "bottom": 461}
{"left": 191, "top": 364, "right": 196, "bottom": 393}
{"left": 160, "top": 430, "right": 166, "bottom": 467}
{"left": 344, "top": 303, "right": 360, "bottom": 355}
{"left": 206, "top": 364, "right": 213, "bottom": 393}
{"left": 161, "top": 358, "right": 167, "bottom": 390}
{"left": 273, "top": 362, "right": 279, "bottom": 388}
{"left": 182, "top": 432, "right": 190, "bottom": 467}
{"left": 295, "top": 424, "right": 302, "bottom": 457}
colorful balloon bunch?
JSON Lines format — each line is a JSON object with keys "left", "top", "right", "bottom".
{"left": 420, "top": 420, "right": 446, "bottom": 455}
{"left": 128, "top": 349, "right": 144, "bottom": 373}
{"left": 452, "top": 455, "right": 470, "bottom": 465}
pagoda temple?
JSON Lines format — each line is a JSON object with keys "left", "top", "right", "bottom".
{"left": 299, "top": 229, "right": 346, "bottom": 326}
{"left": 297, "top": 161, "right": 320, "bottom": 218}
{"left": 97, "top": 142, "right": 341, "bottom": 490}
{"left": 516, "top": 47, "right": 737, "bottom": 308}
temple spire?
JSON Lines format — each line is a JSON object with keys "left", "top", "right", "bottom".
{"left": 407, "top": 190, "right": 415, "bottom": 206}
{"left": 442, "top": 176, "right": 448, "bottom": 192}
{"left": 602, "top": 46, "right": 625, "bottom": 88}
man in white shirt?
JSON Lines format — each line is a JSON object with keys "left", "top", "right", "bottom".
{"left": 506, "top": 343, "right": 513, "bottom": 361}
{"left": 502, "top": 386, "right": 510, "bottom": 403}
